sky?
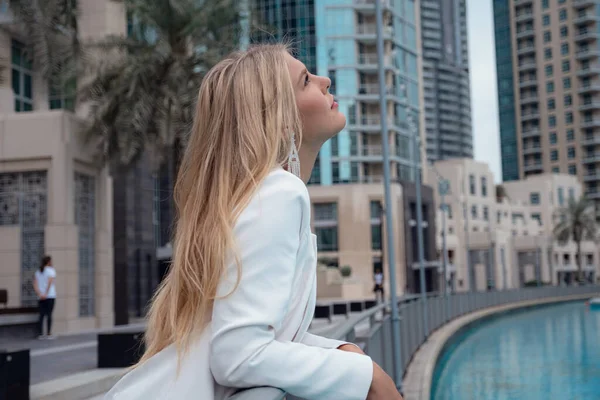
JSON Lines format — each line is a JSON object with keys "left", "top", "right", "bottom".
{"left": 467, "top": 0, "right": 502, "bottom": 182}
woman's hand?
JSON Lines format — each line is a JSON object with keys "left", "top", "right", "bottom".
{"left": 367, "top": 362, "right": 403, "bottom": 400}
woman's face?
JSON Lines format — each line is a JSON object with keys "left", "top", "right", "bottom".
{"left": 285, "top": 53, "right": 346, "bottom": 145}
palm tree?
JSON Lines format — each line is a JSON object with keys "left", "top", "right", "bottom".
{"left": 9, "top": 0, "right": 79, "bottom": 104}
{"left": 79, "top": 0, "right": 240, "bottom": 169}
{"left": 553, "top": 196, "right": 597, "bottom": 282}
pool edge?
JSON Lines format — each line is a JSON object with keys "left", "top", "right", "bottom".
{"left": 401, "top": 293, "right": 600, "bottom": 400}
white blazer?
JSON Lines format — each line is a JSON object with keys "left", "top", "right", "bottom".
{"left": 105, "top": 168, "right": 373, "bottom": 400}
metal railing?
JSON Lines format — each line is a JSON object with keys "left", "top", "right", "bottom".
{"left": 227, "top": 285, "right": 599, "bottom": 400}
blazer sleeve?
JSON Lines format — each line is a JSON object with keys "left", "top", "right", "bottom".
{"left": 300, "top": 332, "right": 359, "bottom": 351}
{"left": 210, "top": 172, "right": 373, "bottom": 400}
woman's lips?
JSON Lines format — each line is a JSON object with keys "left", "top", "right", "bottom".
{"left": 331, "top": 101, "right": 338, "bottom": 109}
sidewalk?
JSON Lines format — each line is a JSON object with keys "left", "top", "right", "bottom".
{"left": 1, "top": 321, "right": 145, "bottom": 385}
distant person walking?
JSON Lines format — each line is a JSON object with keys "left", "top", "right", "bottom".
{"left": 33, "top": 255, "right": 56, "bottom": 339}
{"left": 373, "top": 268, "right": 384, "bottom": 302}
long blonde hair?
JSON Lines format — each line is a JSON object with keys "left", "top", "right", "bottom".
{"left": 139, "top": 44, "right": 302, "bottom": 364}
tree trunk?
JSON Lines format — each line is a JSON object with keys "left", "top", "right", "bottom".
{"left": 576, "top": 240, "right": 583, "bottom": 283}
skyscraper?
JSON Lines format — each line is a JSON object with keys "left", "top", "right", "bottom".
{"left": 420, "top": 0, "right": 473, "bottom": 162}
{"left": 315, "top": 0, "right": 422, "bottom": 185}
{"left": 493, "top": 0, "right": 600, "bottom": 211}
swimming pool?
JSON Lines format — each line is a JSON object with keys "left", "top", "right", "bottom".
{"left": 431, "top": 301, "right": 600, "bottom": 400}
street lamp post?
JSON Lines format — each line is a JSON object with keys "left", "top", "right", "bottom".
{"left": 375, "top": 0, "right": 403, "bottom": 391}
{"left": 439, "top": 179, "right": 450, "bottom": 321}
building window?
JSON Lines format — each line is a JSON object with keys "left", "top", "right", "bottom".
{"left": 531, "top": 213, "right": 542, "bottom": 226}
{"left": 308, "top": 154, "right": 321, "bottom": 185}
{"left": 332, "top": 161, "right": 340, "bottom": 183}
{"left": 11, "top": 40, "right": 33, "bottom": 112}
{"left": 552, "top": 167, "right": 560, "bottom": 173}
{"left": 563, "top": 77, "right": 571, "bottom": 89}
{"left": 568, "top": 187, "right": 575, "bottom": 200}
{"left": 547, "top": 81, "right": 555, "bottom": 93}
{"left": 562, "top": 60, "right": 570, "bottom": 72}
{"left": 483, "top": 206, "right": 489, "bottom": 221}
{"left": 542, "top": 0, "right": 549, "bottom": 9}
{"left": 75, "top": 172, "right": 96, "bottom": 317}
{"left": 566, "top": 112, "right": 573, "bottom": 124}
{"left": 469, "top": 174, "right": 475, "bottom": 195}
{"left": 544, "top": 48, "right": 552, "bottom": 60}
{"left": 481, "top": 176, "right": 487, "bottom": 197}
{"left": 545, "top": 65, "right": 553, "bottom": 77}
{"left": 551, "top": 150, "right": 559, "bottom": 161}
{"left": 0, "top": 171, "right": 48, "bottom": 307}
{"left": 548, "top": 98, "right": 555, "bottom": 110}
{"left": 471, "top": 205, "right": 477, "bottom": 219}
{"left": 314, "top": 203, "right": 338, "bottom": 251}
{"left": 544, "top": 31, "right": 551, "bottom": 42}
{"left": 560, "top": 26, "right": 568, "bottom": 37}
{"left": 543, "top": 15, "right": 550, "bottom": 26}
{"left": 568, "top": 146, "right": 575, "bottom": 159}
{"left": 350, "top": 162, "right": 359, "bottom": 182}
{"left": 530, "top": 192, "right": 540, "bottom": 205}
{"left": 567, "top": 129, "right": 574, "bottom": 141}
{"left": 564, "top": 95, "right": 572, "bottom": 106}
{"left": 549, "top": 115, "right": 556, "bottom": 127}
{"left": 559, "top": 9, "right": 567, "bottom": 22}
{"left": 331, "top": 136, "right": 339, "bottom": 156}
{"left": 370, "top": 201, "right": 382, "bottom": 251}
{"left": 558, "top": 187, "right": 564, "bottom": 205}
{"left": 568, "top": 164, "right": 577, "bottom": 175}
{"left": 561, "top": 43, "right": 569, "bottom": 55}
{"left": 550, "top": 132, "right": 557, "bottom": 144}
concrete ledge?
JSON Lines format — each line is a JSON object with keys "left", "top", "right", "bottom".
{"left": 402, "top": 293, "right": 600, "bottom": 400}
{"left": 30, "top": 368, "right": 124, "bottom": 400}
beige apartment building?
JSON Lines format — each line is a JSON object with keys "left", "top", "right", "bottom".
{"left": 0, "top": 1, "right": 122, "bottom": 333}
{"left": 495, "top": 0, "right": 600, "bottom": 211}
{"left": 428, "top": 158, "right": 598, "bottom": 292}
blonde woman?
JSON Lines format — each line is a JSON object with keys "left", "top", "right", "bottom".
{"left": 105, "top": 44, "right": 402, "bottom": 400}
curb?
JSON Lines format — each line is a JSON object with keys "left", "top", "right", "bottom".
{"left": 30, "top": 369, "right": 124, "bottom": 400}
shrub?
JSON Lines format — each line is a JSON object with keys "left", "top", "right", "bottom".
{"left": 340, "top": 265, "right": 352, "bottom": 278}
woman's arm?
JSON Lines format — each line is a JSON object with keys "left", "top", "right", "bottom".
{"left": 44, "top": 277, "right": 54, "bottom": 298}
{"left": 210, "top": 172, "right": 373, "bottom": 400}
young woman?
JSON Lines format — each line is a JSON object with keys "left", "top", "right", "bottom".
{"left": 105, "top": 44, "right": 402, "bottom": 400}
{"left": 33, "top": 255, "right": 56, "bottom": 339}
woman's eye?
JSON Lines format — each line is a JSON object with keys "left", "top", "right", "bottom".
{"left": 304, "top": 75, "right": 310, "bottom": 86}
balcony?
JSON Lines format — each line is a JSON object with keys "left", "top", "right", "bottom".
{"left": 577, "top": 65, "right": 600, "bottom": 77}
{"left": 517, "top": 44, "right": 535, "bottom": 55}
{"left": 573, "top": 0, "right": 596, "bottom": 9}
{"left": 356, "top": 53, "right": 397, "bottom": 71}
{"left": 582, "top": 153, "right": 600, "bottom": 163}
{"left": 519, "top": 79, "right": 538, "bottom": 88}
{"left": 347, "top": 115, "right": 381, "bottom": 130}
{"left": 355, "top": 24, "right": 394, "bottom": 42}
{"left": 578, "top": 83, "right": 600, "bottom": 93}
{"left": 576, "top": 48, "right": 600, "bottom": 60}
{"left": 573, "top": 11, "right": 599, "bottom": 25}
{"left": 520, "top": 94, "right": 538, "bottom": 105}
{"left": 585, "top": 189, "right": 600, "bottom": 198}
{"left": 581, "top": 135, "right": 600, "bottom": 145}
{"left": 515, "top": 12, "right": 534, "bottom": 23}
{"left": 579, "top": 101, "right": 600, "bottom": 111}
{"left": 580, "top": 118, "right": 600, "bottom": 128}
{"left": 518, "top": 61, "right": 537, "bottom": 72}
{"left": 583, "top": 172, "right": 600, "bottom": 181}
{"left": 574, "top": 30, "right": 600, "bottom": 42}
{"left": 523, "top": 161, "right": 543, "bottom": 172}
{"left": 516, "top": 27, "right": 535, "bottom": 39}
{"left": 521, "top": 111, "right": 540, "bottom": 122}
{"left": 521, "top": 129, "right": 540, "bottom": 138}
{"left": 522, "top": 145, "right": 542, "bottom": 155}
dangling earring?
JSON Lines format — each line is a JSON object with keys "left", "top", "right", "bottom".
{"left": 288, "top": 132, "right": 301, "bottom": 178}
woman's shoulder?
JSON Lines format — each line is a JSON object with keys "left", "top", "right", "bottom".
{"left": 239, "top": 168, "right": 310, "bottom": 225}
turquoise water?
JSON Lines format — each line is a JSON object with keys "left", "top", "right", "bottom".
{"left": 432, "top": 302, "right": 600, "bottom": 400}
